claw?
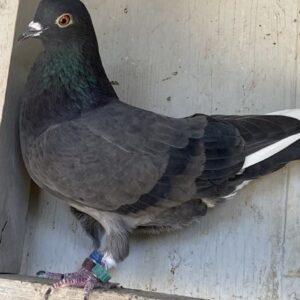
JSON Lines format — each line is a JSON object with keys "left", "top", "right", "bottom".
{"left": 44, "top": 287, "right": 52, "bottom": 300}
{"left": 37, "top": 270, "right": 64, "bottom": 281}
{"left": 36, "top": 270, "right": 46, "bottom": 277}
{"left": 83, "top": 275, "right": 95, "bottom": 300}
{"left": 39, "top": 267, "right": 119, "bottom": 300}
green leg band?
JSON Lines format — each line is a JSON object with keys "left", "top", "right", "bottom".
{"left": 92, "top": 264, "right": 111, "bottom": 283}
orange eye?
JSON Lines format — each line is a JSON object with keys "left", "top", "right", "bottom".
{"left": 56, "top": 14, "right": 72, "bottom": 28}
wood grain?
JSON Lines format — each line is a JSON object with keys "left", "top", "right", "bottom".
{"left": 0, "top": 0, "right": 31, "bottom": 273}
{"left": 17, "top": 0, "right": 300, "bottom": 299}
{"left": 0, "top": 275, "right": 202, "bottom": 300}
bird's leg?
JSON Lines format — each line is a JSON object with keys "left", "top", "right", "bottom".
{"left": 38, "top": 228, "right": 129, "bottom": 300}
{"left": 39, "top": 254, "right": 119, "bottom": 300}
{"left": 42, "top": 269, "right": 117, "bottom": 300}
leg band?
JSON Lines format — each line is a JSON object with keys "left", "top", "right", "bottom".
{"left": 92, "top": 264, "right": 111, "bottom": 283}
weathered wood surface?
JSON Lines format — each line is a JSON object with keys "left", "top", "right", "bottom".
{"left": 0, "top": 0, "right": 35, "bottom": 273}
{"left": 0, "top": 275, "right": 201, "bottom": 300}
{"left": 19, "top": 0, "right": 300, "bottom": 299}
{"left": 0, "top": 0, "right": 18, "bottom": 116}
{"left": 0, "top": 0, "right": 21, "bottom": 273}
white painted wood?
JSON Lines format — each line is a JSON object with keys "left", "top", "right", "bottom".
{"left": 0, "top": 275, "right": 200, "bottom": 300}
{"left": 0, "top": 0, "right": 18, "bottom": 119}
{"left": 268, "top": 109, "right": 300, "bottom": 120}
{"left": 282, "top": 163, "right": 300, "bottom": 300}
{"left": 0, "top": 0, "right": 21, "bottom": 273}
{"left": 18, "top": 0, "right": 300, "bottom": 299}
{"left": 0, "top": 0, "right": 37, "bottom": 273}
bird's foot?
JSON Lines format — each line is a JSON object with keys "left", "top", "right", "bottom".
{"left": 37, "top": 264, "right": 118, "bottom": 300}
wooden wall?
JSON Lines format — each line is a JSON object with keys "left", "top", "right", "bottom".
{"left": 0, "top": 0, "right": 33, "bottom": 273}
{"left": 2, "top": 0, "right": 298, "bottom": 299}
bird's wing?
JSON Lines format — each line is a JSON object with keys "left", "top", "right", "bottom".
{"left": 31, "top": 101, "right": 207, "bottom": 211}
{"left": 118, "top": 112, "right": 300, "bottom": 213}
{"left": 30, "top": 102, "right": 300, "bottom": 214}
{"left": 196, "top": 112, "right": 300, "bottom": 199}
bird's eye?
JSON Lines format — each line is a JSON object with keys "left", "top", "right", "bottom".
{"left": 56, "top": 14, "right": 73, "bottom": 28}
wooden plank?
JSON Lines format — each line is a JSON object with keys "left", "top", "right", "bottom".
{"left": 0, "top": 0, "right": 19, "bottom": 116}
{"left": 281, "top": 17, "right": 300, "bottom": 297}
{"left": 281, "top": 163, "right": 300, "bottom": 300}
{"left": 19, "top": 0, "right": 300, "bottom": 299}
{"left": 0, "top": 0, "right": 42, "bottom": 274}
{"left": 0, "top": 0, "right": 31, "bottom": 274}
{"left": 0, "top": 275, "right": 201, "bottom": 300}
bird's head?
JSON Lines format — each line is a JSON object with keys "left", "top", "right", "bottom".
{"left": 19, "top": 0, "right": 96, "bottom": 47}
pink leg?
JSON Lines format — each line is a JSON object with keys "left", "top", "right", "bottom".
{"left": 39, "top": 268, "right": 118, "bottom": 300}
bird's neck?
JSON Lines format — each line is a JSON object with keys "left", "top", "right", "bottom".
{"left": 21, "top": 43, "right": 117, "bottom": 136}
{"left": 33, "top": 43, "right": 117, "bottom": 103}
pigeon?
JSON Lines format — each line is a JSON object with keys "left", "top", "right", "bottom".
{"left": 19, "top": 0, "right": 300, "bottom": 298}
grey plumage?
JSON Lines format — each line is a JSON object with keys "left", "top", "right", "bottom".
{"left": 20, "top": 0, "right": 300, "bottom": 267}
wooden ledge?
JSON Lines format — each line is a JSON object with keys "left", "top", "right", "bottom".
{"left": 0, "top": 275, "right": 202, "bottom": 300}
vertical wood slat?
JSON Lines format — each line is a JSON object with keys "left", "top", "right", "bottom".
{"left": 0, "top": 0, "right": 19, "bottom": 117}
{"left": 282, "top": 22, "right": 300, "bottom": 296}
{"left": 282, "top": 163, "right": 300, "bottom": 300}
{"left": 18, "top": 0, "right": 300, "bottom": 299}
{"left": 0, "top": 0, "right": 40, "bottom": 273}
{"left": 0, "top": 0, "right": 27, "bottom": 274}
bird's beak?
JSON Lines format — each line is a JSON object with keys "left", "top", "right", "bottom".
{"left": 18, "top": 21, "right": 46, "bottom": 42}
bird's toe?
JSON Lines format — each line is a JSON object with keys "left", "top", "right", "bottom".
{"left": 36, "top": 270, "right": 65, "bottom": 280}
{"left": 39, "top": 267, "right": 118, "bottom": 300}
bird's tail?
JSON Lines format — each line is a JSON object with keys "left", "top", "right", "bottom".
{"left": 235, "top": 109, "right": 300, "bottom": 181}
{"left": 199, "top": 109, "right": 300, "bottom": 200}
